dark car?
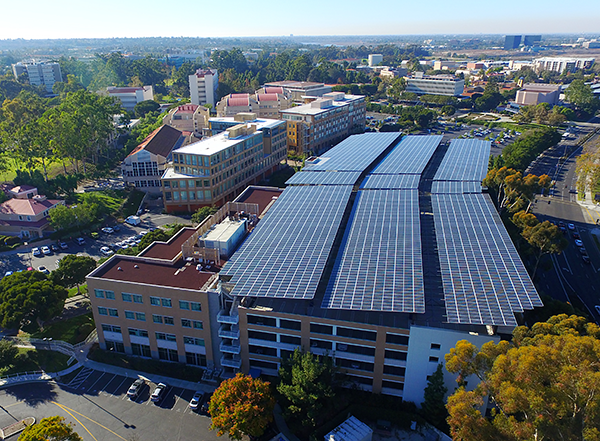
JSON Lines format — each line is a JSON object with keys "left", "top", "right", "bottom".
{"left": 200, "top": 392, "right": 213, "bottom": 415}
{"left": 127, "top": 378, "right": 145, "bottom": 399}
{"left": 50, "top": 244, "right": 59, "bottom": 252}
{"left": 572, "top": 232, "right": 581, "bottom": 240}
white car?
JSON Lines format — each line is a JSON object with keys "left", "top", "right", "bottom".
{"left": 37, "top": 266, "right": 50, "bottom": 275}
{"left": 41, "top": 246, "right": 51, "bottom": 255}
{"left": 575, "top": 239, "right": 583, "bottom": 247}
{"left": 102, "top": 227, "right": 114, "bottom": 234}
{"left": 100, "top": 246, "right": 114, "bottom": 256}
{"left": 32, "top": 247, "right": 41, "bottom": 257}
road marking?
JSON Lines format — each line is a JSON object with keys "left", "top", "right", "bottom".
{"left": 53, "top": 401, "right": 128, "bottom": 441}
{"left": 107, "top": 376, "right": 129, "bottom": 397}
{"left": 87, "top": 372, "right": 107, "bottom": 392}
{"left": 53, "top": 402, "right": 98, "bottom": 441}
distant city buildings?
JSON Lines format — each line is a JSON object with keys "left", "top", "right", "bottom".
{"left": 533, "top": 57, "right": 595, "bottom": 73}
{"left": 523, "top": 35, "right": 542, "bottom": 46}
{"left": 11, "top": 61, "right": 62, "bottom": 93}
{"left": 504, "top": 35, "right": 521, "bottom": 50}
{"left": 279, "top": 92, "right": 366, "bottom": 155}
{"left": 189, "top": 69, "right": 219, "bottom": 107}
{"left": 106, "top": 86, "right": 154, "bottom": 112}
{"left": 404, "top": 73, "right": 465, "bottom": 97}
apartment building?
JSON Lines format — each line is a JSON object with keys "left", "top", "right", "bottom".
{"left": 12, "top": 61, "right": 62, "bottom": 93}
{"left": 533, "top": 57, "right": 595, "bottom": 73}
{"left": 262, "top": 81, "right": 332, "bottom": 103}
{"left": 122, "top": 125, "right": 184, "bottom": 194}
{"left": 162, "top": 104, "right": 210, "bottom": 137}
{"left": 106, "top": 86, "right": 154, "bottom": 112}
{"left": 161, "top": 117, "right": 287, "bottom": 212}
{"left": 189, "top": 69, "right": 219, "bottom": 107}
{"left": 279, "top": 92, "right": 366, "bottom": 155}
{"left": 368, "top": 54, "right": 383, "bottom": 67}
{"left": 404, "top": 73, "right": 465, "bottom": 96}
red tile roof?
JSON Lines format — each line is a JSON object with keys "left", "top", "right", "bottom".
{"left": 0, "top": 198, "right": 62, "bottom": 216}
{"left": 262, "top": 87, "right": 284, "bottom": 94}
{"left": 127, "top": 125, "right": 182, "bottom": 159}
{"left": 257, "top": 93, "right": 279, "bottom": 102}
{"left": 227, "top": 97, "right": 250, "bottom": 107}
{"left": 175, "top": 104, "right": 199, "bottom": 114}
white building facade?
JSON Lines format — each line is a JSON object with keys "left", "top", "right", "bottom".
{"left": 189, "top": 69, "right": 219, "bottom": 107}
{"left": 405, "top": 73, "right": 465, "bottom": 96}
{"left": 107, "top": 86, "right": 154, "bottom": 112}
{"left": 12, "top": 61, "right": 62, "bottom": 93}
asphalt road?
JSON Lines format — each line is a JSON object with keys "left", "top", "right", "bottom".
{"left": 0, "top": 370, "right": 217, "bottom": 441}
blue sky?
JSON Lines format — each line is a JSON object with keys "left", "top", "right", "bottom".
{"left": 1, "top": 0, "right": 599, "bottom": 40}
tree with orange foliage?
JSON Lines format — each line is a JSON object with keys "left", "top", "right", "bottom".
{"left": 209, "top": 373, "right": 275, "bottom": 440}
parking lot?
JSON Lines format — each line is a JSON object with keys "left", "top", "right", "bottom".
{"left": 0, "top": 368, "right": 218, "bottom": 441}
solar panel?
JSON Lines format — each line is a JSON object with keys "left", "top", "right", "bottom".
{"left": 361, "top": 174, "right": 421, "bottom": 190}
{"left": 285, "top": 171, "right": 361, "bottom": 186}
{"left": 304, "top": 132, "right": 401, "bottom": 172}
{"left": 322, "top": 190, "right": 424, "bottom": 313}
{"left": 434, "top": 139, "right": 491, "bottom": 182}
{"left": 370, "top": 135, "right": 442, "bottom": 174}
{"left": 223, "top": 186, "right": 352, "bottom": 299}
{"left": 432, "top": 193, "right": 542, "bottom": 326}
{"left": 430, "top": 181, "right": 482, "bottom": 194}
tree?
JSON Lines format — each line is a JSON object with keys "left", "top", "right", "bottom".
{"left": 137, "top": 228, "right": 170, "bottom": 251}
{"left": 565, "top": 79, "right": 599, "bottom": 114}
{"left": 18, "top": 416, "right": 82, "bottom": 441}
{"left": 191, "top": 206, "right": 218, "bottom": 225}
{"left": 0, "top": 339, "right": 18, "bottom": 366}
{"left": 522, "top": 220, "right": 568, "bottom": 278}
{"left": 49, "top": 204, "right": 77, "bottom": 231}
{"left": 421, "top": 363, "right": 448, "bottom": 431}
{"left": 209, "top": 373, "right": 275, "bottom": 440}
{"left": 277, "top": 349, "right": 338, "bottom": 428}
{"left": 0, "top": 272, "right": 67, "bottom": 329}
{"left": 445, "top": 315, "right": 600, "bottom": 441}
{"left": 52, "top": 255, "right": 97, "bottom": 293}
{"left": 134, "top": 100, "right": 160, "bottom": 118}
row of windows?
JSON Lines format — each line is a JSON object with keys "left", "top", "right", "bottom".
{"left": 165, "top": 190, "right": 213, "bottom": 202}
{"left": 124, "top": 310, "right": 146, "bottom": 321}
{"left": 122, "top": 293, "right": 143, "bottom": 303}
{"left": 98, "top": 307, "right": 118, "bottom": 317}
{"left": 95, "top": 293, "right": 201, "bottom": 312}
{"left": 247, "top": 315, "right": 301, "bottom": 331}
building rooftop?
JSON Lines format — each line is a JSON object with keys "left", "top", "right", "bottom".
{"left": 139, "top": 227, "right": 196, "bottom": 260}
{"left": 234, "top": 186, "right": 284, "bottom": 217}
{"left": 0, "top": 198, "right": 61, "bottom": 216}
{"left": 174, "top": 104, "right": 199, "bottom": 114}
{"left": 264, "top": 81, "right": 327, "bottom": 89}
{"left": 127, "top": 125, "right": 183, "bottom": 159}
{"left": 280, "top": 94, "right": 364, "bottom": 116}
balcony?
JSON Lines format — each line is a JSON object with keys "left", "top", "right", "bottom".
{"left": 221, "top": 355, "right": 242, "bottom": 369}
{"left": 217, "top": 310, "right": 239, "bottom": 325}
{"left": 220, "top": 342, "right": 241, "bottom": 354}
{"left": 218, "top": 325, "right": 240, "bottom": 340}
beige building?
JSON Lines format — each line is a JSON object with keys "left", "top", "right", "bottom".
{"left": 216, "top": 89, "right": 292, "bottom": 118}
{"left": 515, "top": 83, "right": 560, "bottom": 106}
{"left": 189, "top": 69, "right": 219, "bottom": 107}
{"left": 161, "top": 117, "right": 287, "bottom": 213}
{"left": 262, "top": 81, "right": 332, "bottom": 103}
{"left": 162, "top": 104, "right": 209, "bottom": 137}
{"left": 279, "top": 92, "right": 366, "bottom": 155}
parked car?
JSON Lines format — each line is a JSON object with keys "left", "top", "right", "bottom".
{"left": 76, "top": 237, "right": 86, "bottom": 246}
{"left": 125, "top": 215, "right": 141, "bottom": 226}
{"left": 59, "top": 242, "right": 68, "bottom": 250}
{"left": 32, "top": 247, "right": 41, "bottom": 257}
{"left": 583, "top": 255, "right": 591, "bottom": 264}
{"left": 127, "top": 378, "right": 145, "bottom": 399}
{"left": 572, "top": 232, "right": 581, "bottom": 239}
{"left": 102, "top": 227, "right": 114, "bottom": 234}
{"left": 189, "top": 391, "right": 205, "bottom": 411}
{"left": 4, "top": 271, "right": 13, "bottom": 277}
{"left": 151, "top": 383, "right": 168, "bottom": 403}
{"left": 41, "top": 246, "right": 51, "bottom": 255}
{"left": 37, "top": 266, "right": 50, "bottom": 275}
{"left": 50, "top": 243, "right": 59, "bottom": 252}
{"left": 100, "top": 246, "right": 114, "bottom": 256}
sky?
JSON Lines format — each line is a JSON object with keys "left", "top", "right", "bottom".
{"left": 1, "top": 0, "right": 599, "bottom": 40}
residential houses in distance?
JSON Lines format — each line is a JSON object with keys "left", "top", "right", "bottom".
{"left": 107, "top": 86, "right": 154, "bottom": 112}
{"left": 11, "top": 60, "right": 62, "bottom": 93}
{"left": 0, "top": 185, "right": 64, "bottom": 239}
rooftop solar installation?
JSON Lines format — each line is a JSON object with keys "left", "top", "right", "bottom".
{"left": 303, "top": 132, "right": 401, "bottom": 172}
{"left": 361, "top": 174, "right": 421, "bottom": 190}
{"left": 322, "top": 190, "right": 424, "bottom": 313}
{"left": 432, "top": 193, "right": 542, "bottom": 326}
{"left": 370, "top": 135, "right": 442, "bottom": 174}
{"left": 285, "top": 171, "right": 361, "bottom": 186}
{"left": 434, "top": 139, "right": 491, "bottom": 182}
{"left": 223, "top": 185, "right": 352, "bottom": 299}
{"left": 430, "top": 181, "right": 482, "bottom": 194}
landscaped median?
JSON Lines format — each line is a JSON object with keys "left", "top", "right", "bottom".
{"left": 0, "top": 417, "right": 35, "bottom": 439}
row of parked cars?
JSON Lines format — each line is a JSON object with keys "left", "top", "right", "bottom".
{"left": 126, "top": 379, "right": 212, "bottom": 413}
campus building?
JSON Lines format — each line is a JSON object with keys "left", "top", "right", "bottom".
{"left": 533, "top": 57, "right": 595, "bottom": 73}
{"left": 12, "top": 61, "right": 62, "bottom": 93}
{"left": 160, "top": 116, "right": 287, "bottom": 212}
{"left": 279, "top": 92, "right": 366, "bottom": 155}
{"left": 216, "top": 90, "right": 292, "bottom": 119}
{"left": 162, "top": 104, "right": 210, "bottom": 138}
{"left": 514, "top": 83, "right": 560, "bottom": 106}
{"left": 262, "top": 81, "right": 332, "bottom": 103}
{"left": 88, "top": 133, "right": 541, "bottom": 404}
{"left": 404, "top": 73, "right": 465, "bottom": 96}
{"left": 504, "top": 35, "right": 521, "bottom": 50}
{"left": 189, "top": 69, "right": 219, "bottom": 107}
{"left": 106, "top": 86, "right": 154, "bottom": 112}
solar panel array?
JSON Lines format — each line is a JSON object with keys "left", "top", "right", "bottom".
{"left": 285, "top": 171, "right": 361, "bottom": 186}
{"left": 304, "top": 132, "right": 401, "bottom": 171}
{"left": 430, "top": 181, "right": 482, "bottom": 194}
{"left": 223, "top": 186, "right": 352, "bottom": 299}
{"left": 322, "top": 190, "right": 424, "bottom": 312}
{"left": 361, "top": 174, "right": 421, "bottom": 190}
{"left": 370, "top": 135, "right": 442, "bottom": 175}
{"left": 432, "top": 193, "right": 542, "bottom": 326}
{"left": 434, "top": 139, "right": 491, "bottom": 182}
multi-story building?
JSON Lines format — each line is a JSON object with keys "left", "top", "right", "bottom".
{"left": 161, "top": 116, "right": 287, "bottom": 212}
{"left": 88, "top": 133, "right": 541, "bottom": 404}
{"left": 279, "top": 92, "right": 366, "bottom": 155}
{"left": 504, "top": 35, "right": 522, "bottom": 50}
{"left": 162, "top": 104, "right": 209, "bottom": 137}
{"left": 404, "top": 73, "right": 465, "bottom": 96}
{"left": 122, "top": 125, "right": 184, "bottom": 194}
{"left": 533, "top": 57, "right": 595, "bottom": 73}
{"left": 523, "top": 35, "right": 542, "bottom": 46}
{"left": 12, "top": 61, "right": 62, "bottom": 93}
{"left": 368, "top": 54, "right": 383, "bottom": 67}
{"left": 262, "top": 81, "right": 332, "bottom": 104}
{"left": 216, "top": 94, "right": 258, "bottom": 117}
{"left": 515, "top": 83, "right": 560, "bottom": 106}
{"left": 216, "top": 90, "right": 292, "bottom": 119}
{"left": 106, "top": 86, "right": 154, "bottom": 112}
{"left": 189, "top": 69, "right": 219, "bottom": 107}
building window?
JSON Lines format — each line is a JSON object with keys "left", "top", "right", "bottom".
{"left": 386, "top": 333, "right": 409, "bottom": 346}
{"left": 161, "top": 298, "right": 172, "bottom": 308}
{"left": 191, "top": 302, "right": 201, "bottom": 311}
{"left": 310, "top": 339, "right": 332, "bottom": 350}
{"left": 249, "top": 345, "right": 278, "bottom": 357}
{"left": 431, "top": 343, "right": 441, "bottom": 350}
{"left": 383, "top": 365, "right": 406, "bottom": 377}
{"left": 279, "top": 319, "right": 301, "bottom": 331}
{"left": 248, "top": 330, "right": 277, "bottom": 342}
{"left": 310, "top": 323, "right": 333, "bottom": 335}
{"left": 183, "top": 336, "right": 205, "bottom": 346}
{"left": 249, "top": 359, "right": 278, "bottom": 371}
{"left": 150, "top": 296, "right": 160, "bottom": 306}
{"left": 179, "top": 300, "right": 189, "bottom": 310}
{"left": 122, "top": 293, "right": 132, "bottom": 302}
{"left": 128, "top": 328, "right": 149, "bottom": 338}
{"left": 135, "top": 312, "right": 146, "bottom": 321}
{"left": 158, "top": 347, "right": 178, "bottom": 362}
{"left": 384, "top": 350, "right": 407, "bottom": 361}
{"left": 101, "top": 324, "right": 121, "bottom": 333}
{"left": 248, "top": 315, "right": 277, "bottom": 327}
{"left": 336, "top": 327, "right": 376, "bottom": 342}
{"left": 132, "top": 343, "right": 151, "bottom": 357}
{"left": 164, "top": 316, "right": 174, "bottom": 326}
{"left": 186, "top": 352, "right": 207, "bottom": 367}
{"left": 181, "top": 319, "right": 191, "bottom": 328}
{"left": 429, "top": 356, "right": 439, "bottom": 363}
{"left": 381, "top": 380, "right": 404, "bottom": 391}
{"left": 108, "top": 308, "right": 118, "bottom": 317}
{"left": 193, "top": 320, "right": 203, "bottom": 330}
{"left": 105, "top": 341, "right": 125, "bottom": 353}
{"left": 153, "top": 314, "right": 163, "bottom": 324}
{"left": 125, "top": 310, "right": 135, "bottom": 320}
{"left": 95, "top": 289, "right": 105, "bottom": 298}
{"left": 280, "top": 335, "right": 301, "bottom": 346}
{"left": 156, "top": 332, "right": 177, "bottom": 342}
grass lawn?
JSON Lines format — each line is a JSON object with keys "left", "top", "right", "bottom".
{"left": 1, "top": 348, "right": 71, "bottom": 376}
{"left": 68, "top": 284, "right": 88, "bottom": 298}
{"left": 31, "top": 312, "right": 95, "bottom": 345}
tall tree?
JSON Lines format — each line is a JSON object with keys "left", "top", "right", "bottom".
{"left": 209, "top": 373, "right": 275, "bottom": 440}
{"left": 52, "top": 255, "right": 97, "bottom": 294}
{"left": 521, "top": 220, "right": 568, "bottom": 278}
{"left": 18, "top": 416, "right": 82, "bottom": 441}
{"left": 565, "top": 79, "right": 598, "bottom": 113}
{"left": 421, "top": 363, "right": 449, "bottom": 431}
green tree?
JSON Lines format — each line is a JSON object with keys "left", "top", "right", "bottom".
{"left": 137, "top": 228, "right": 170, "bottom": 251}
{"left": 277, "top": 349, "right": 338, "bottom": 428}
{"left": 522, "top": 220, "right": 568, "bottom": 278}
{"left": 0, "top": 272, "right": 68, "bottom": 329}
{"left": 134, "top": 100, "right": 160, "bottom": 118}
{"left": 445, "top": 315, "right": 600, "bottom": 441}
{"left": 49, "top": 204, "right": 77, "bottom": 231}
{"left": 191, "top": 206, "right": 218, "bottom": 225}
{"left": 52, "top": 255, "right": 97, "bottom": 293}
{"left": 421, "top": 363, "right": 448, "bottom": 431}
{"left": 18, "top": 416, "right": 82, "bottom": 441}
{"left": 209, "top": 373, "right": 275, "bottom": 440}
{"left": 0, "top": 339, "right": 18, "bottom": 366}
{"left": 565, "top": 79, "right": 599, "bottom": 113}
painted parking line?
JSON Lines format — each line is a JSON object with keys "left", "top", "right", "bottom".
{"left": 103, "top": 375, "right": 128, "bottom": 396}
{"left": 87, "top": 372, "right": 114, "bottom": 393}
